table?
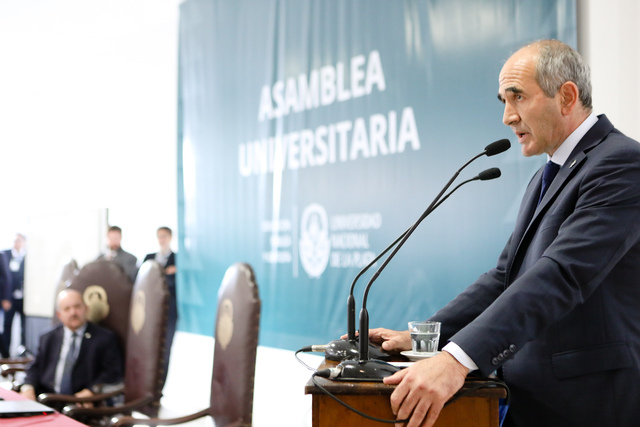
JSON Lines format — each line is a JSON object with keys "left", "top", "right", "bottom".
{"left": 305, "top": 359, "right": 506, "bottom": 427}
{"left": 0, "top": 386, "right": 87, "bottom": 426}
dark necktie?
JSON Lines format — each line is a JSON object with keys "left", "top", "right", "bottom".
{"left": 538, "top": 161, "right": 560, "bottom": 206}
{"left": 60, "top": 332, "right": 78, "bottom": 395}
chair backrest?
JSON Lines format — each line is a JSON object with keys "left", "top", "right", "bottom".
{"left": 56, "top": 258, "right": 79, "bottom": 293}
{"left": 68, "top": 260, "right": 133, "bottom": 353}
{"left": 45, "top": 258, "right": 80, "bottom": 326}
{"left": 123, "top": 260, "right": 169, "bottom": 417}
{"left": 52, "top": 258, "right": 79, "bottom": 324}
{"left": 211, "top": 263, "right": 261, "bottom": 427}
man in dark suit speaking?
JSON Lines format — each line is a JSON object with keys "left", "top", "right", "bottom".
{"left": 368, "top": 40, "right": 640, "bottom": 426}
{"left": 20, "top": 289, "right": 123, "bottom": 401}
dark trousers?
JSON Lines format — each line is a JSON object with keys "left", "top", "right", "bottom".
{"left": 0, "top": 311, "right": 9, "bottom": 358}
{"left": 160, "top": 285, "right": 178, "bottom": 390}
{"left": 2, "top": 298, "right": 25, "bottom": 353}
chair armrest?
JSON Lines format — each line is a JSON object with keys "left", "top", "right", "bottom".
{"left": 0, "top": 355, "right": 33, "bottom": 365}
{"left": 110, "top": 408, "right": 211, "bottom": 427}
{"left": 63, "top": 393, "right": 154, "bottom": 418}
{"left": 1, "top": 363, "right": 26, "bottom": 377}
{"left": 39, "top": 385, "right": 125, "bottom": 405}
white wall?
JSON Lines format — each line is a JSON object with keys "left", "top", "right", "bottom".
{"left": 578, "top": 0, "right": 640, "bottom": 141}
{"left": 24, "top": 208, "right": 107, "bottom": 317}
{"left": 0, "top": 0, "right": 181, "bottom": 261}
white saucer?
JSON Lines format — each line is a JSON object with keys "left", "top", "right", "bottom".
{"left": 388, "top": 361, "right": 413, "bottom": 368}
{"left": 400, "top": 350, "right": 440, "bottom": 361}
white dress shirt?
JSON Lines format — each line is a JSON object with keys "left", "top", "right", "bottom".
{"left": 54, "top": 323, "right": 88, "bottom": 393}
{"left": 154, "top": 249, "right": 172, "bottom": 267}
{"left": 9, "top": 247, "right": 25, "bottom": 272}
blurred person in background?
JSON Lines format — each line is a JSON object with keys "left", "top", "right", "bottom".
{"left": 96, "top": 226, "right": 138, "bottom": 282}
{"left": 0, "top": 250, "right": 11, "bottom": 358}
{"left": 2, "top": 233, "right": 26, "bottom": 355}
{"left": 144, "top": 226, "right": 177, "bottom": 389}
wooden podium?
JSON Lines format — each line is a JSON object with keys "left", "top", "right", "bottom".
{"left": 305, "top": 359, "right": 506, "bottom": 427}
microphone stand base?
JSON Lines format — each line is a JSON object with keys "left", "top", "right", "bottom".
{"left": 336, "top": 359, "right": 401, "bottom": 382}
{"left": 325, "top": 339, "right": 359, "bottom": 361}
{"left": 325, "top": 339, "right": 393, "bottom": 362}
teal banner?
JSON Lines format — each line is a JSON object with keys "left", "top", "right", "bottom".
{"left": 177, "top": 0, "right": 577, "bottom": 349}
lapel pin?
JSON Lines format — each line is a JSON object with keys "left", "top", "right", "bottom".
{"left": 570, "top": 159, "right": 577, "bottom": 168}
{"left": 84, "top": 332, "right": 92, "bottom": 339}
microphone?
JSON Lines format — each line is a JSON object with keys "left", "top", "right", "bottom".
{"left": 325, "top": 232, "right": 409, "bottom": 362}
{"left": 485, "top": 139, "right": 511, "bottom": 157}
{"left": 335, "top": 140, "right": 509, "bottom": 381}
{"left": 429, "top": 168, "right": 501, "bottom": 213}
{"left": 326, "top": 141, "right": 510, "bottom": 364}
{"left": 325, "top": 144, "right": 510, "bottom": 365}
{"left": 478, "top": 167, "right": 502, "bottom": 180}
{"left": 324, "top": 168, "right": 502, "bottom": 362}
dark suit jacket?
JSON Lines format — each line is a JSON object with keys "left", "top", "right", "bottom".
{"left": 24, "top": 322, "right": 123, "bottom": 395}
{"left": 144, "top": 252, "right": 177, "bottom": 320}
{"left": 143, "top": 252, "right": 175, "bottom": 270}
{"left": 1, "top": 249, "right": 24, "bottom": 300}
{"left": 0, "top": 252, "right": 10, "bottom": 301}
{"left": 97, "top": 248, "right": 138, "bottom": 283}
{"left": 431, "top": 115, "right": 640, "bottom": 426}
{"left": 143, "top": 251, "right": 175, "bottom": 287}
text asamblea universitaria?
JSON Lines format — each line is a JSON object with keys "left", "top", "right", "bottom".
{"left": 239, "top": 50, "right": 421, "bottom": 176}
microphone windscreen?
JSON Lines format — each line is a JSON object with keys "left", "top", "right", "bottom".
{"left": 478, "top": 167, "right": 501, "bottom": 181}
{"left": 485, "top": 139, "right": 511, "bottom": 156}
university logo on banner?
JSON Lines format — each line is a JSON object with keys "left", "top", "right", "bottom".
{"left": 299, "top": 204, "right": 331, "bottom": 278}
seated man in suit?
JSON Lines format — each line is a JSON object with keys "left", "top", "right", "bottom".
{"left": 20, "top": 289, "right": 123, "bottom": 402}
{"left": 96, "top": 225, "right": 138, "bottom": 282}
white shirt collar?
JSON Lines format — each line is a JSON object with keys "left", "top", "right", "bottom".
{"left": 548, "top": 112, "right": 598, "bottom": 166}
{"left": 159, "top": 249, "right": 172, "bottom": 258}
{"left": 11, "top": 247, "right": 26, "bottom": 259}
{"left": 64, "top": 323, "right": 88, "bottom": 339}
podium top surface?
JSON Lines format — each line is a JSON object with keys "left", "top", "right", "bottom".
{"left": 305, "top": 358, "right": 507, "bottom": 399}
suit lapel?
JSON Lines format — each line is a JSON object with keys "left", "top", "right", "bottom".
{"left": 531, "top": 115, "right": 614, "bottom": 223}
{"left": 505, "top": 167, "right": 543, "bottom": 277}
{"left": 75, "top": 323, "right": 93, "bottom": 364}
{"left": 514, "top": 169, "right": 543, "bottom": 243}
{"left": 51, "top": 327, "right": 64, "bottom": 366}
{"left": 532, "top": 152, "right": 586, "bottom": 217}
{"left": 41, "top": 327, "right": 65, "bottom": 391}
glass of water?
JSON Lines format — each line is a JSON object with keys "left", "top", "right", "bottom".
{"left": 408, "top": 321, "right": 441, "bottom": 354}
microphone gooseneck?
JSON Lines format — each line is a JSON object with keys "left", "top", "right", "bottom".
{"left": 429, "top": 168, "right": 502, "bottom": 213}
{"left": 335, "top": 139, "right": 510, "bottom": 381}
{"left": 326, "top": 219, "right": 422, "bottom": 361}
